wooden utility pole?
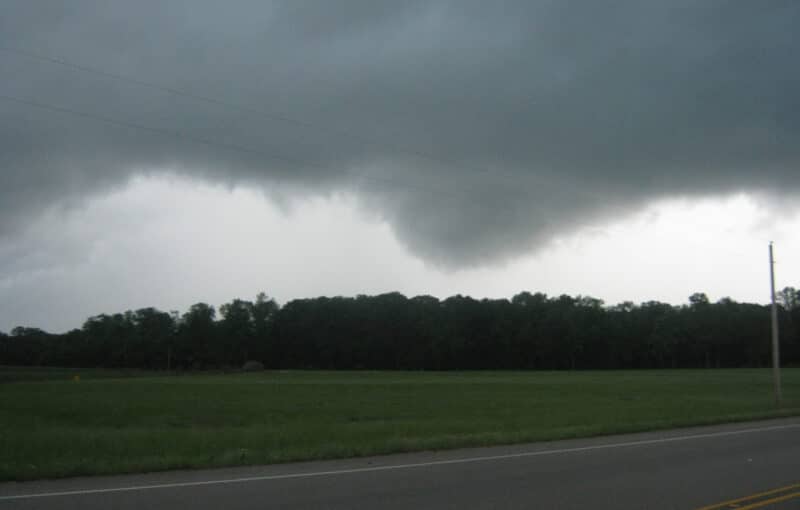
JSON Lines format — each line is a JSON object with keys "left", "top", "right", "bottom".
{"left": 769, "top": 242, "right": 782, "bottom": 405}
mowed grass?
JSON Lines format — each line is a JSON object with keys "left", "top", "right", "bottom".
{"left": 1, "top": 369, "right": 799, "bottom": 481}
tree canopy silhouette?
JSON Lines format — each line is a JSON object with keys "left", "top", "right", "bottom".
{"left": 2, "top": 289, "right": 799, "bottom": 371}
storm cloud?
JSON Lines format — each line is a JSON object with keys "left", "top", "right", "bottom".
{"left": 1, "top": 0, "right": 798, "bottom": 267}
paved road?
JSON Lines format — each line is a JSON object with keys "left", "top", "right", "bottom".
{"left": 2, "top": 418, "right": 799, "bottom": 509}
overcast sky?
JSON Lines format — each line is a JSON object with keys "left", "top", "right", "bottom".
{"left": 1, "top": 1, "right": 799, "bottom": 332}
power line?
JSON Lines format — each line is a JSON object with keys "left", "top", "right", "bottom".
{"left": 0, "top": 94, "right": 306, "bottom": 167}
{"left": 0, "top": 46, "right": 528, "bottom": 188}
{"left": 0, "top": 92, "right": 521, "bottom": 218}
{"left": 0, "top": 45, "right": 596, "bottom": 220}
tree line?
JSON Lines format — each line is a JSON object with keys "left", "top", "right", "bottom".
{"left": 2, "top": 289, "right": 800, "bottom": 371}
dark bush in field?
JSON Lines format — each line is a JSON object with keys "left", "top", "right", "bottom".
{"left": 242, "top": 360, "right": 264, "bottom": 372}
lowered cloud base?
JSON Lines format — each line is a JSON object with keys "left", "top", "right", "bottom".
{"left": 1, "top": 1, "right": 799, "bottom": 330}
{"left": 1, "top": 1, "right": 798, "bottom": 267}
{"left": 1, "top": 175, "right": 797, "bottom": 332}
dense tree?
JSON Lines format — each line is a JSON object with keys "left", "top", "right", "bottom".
{"left": 1, "top": 291, "right": 798, "bottom": 371}
{"left": 779, "top": 287, "right": 800, "bottom": 311}
{"left": 252, "top": 293, "right": 279, "bottom": 364}
{"left": 219, "top": 299, "right": 255, "bottom": 366}
{"left": 176, "top": 303, "right": 217, "bottom": 369}
{"left": 130, "top": 308, "right": 176, "bottom": 369}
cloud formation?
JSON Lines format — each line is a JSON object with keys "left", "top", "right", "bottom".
{"left": 1, "top": 1, "right": 798, "bottom": 267}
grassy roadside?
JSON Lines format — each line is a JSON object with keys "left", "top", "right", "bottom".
{"left": 1, "top": 369, "right": 798, "bottom": 481}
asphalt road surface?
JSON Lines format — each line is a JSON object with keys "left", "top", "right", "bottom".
{"left": 2, "top": 418, "right": 799, "bottom": 509}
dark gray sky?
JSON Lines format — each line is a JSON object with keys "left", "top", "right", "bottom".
{"left": 1, "top": 1, "right": 799, "bottom": 330}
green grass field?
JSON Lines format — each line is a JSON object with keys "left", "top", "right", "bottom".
{"left": 1, "top": 368, "right": 799, "bottom": 481}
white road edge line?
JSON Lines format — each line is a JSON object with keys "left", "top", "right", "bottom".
{"left": 2, "top": 422, "right": 798, "bottom": 500}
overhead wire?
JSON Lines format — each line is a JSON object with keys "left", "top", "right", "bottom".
{"left": 0, "top": 46, "right": 560, "bottom": 222}
{"left": 0, "top": 92, "right": 522, "bottom": 219}
{"left": 0, "top": 46, "right": 536, "bottom": 189}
